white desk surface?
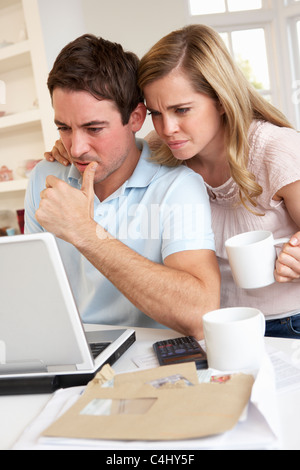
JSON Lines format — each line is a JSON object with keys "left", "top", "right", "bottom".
{"left": 1, "top": 324, "right": 300, "bottom": 450}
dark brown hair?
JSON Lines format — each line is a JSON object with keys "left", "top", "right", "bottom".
{"left": 48, "top": 34, "right": 144, "bottom": 124}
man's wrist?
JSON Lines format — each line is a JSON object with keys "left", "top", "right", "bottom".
{"left": 71, "top": 220, "right": 113, "bottom": 251}
{"left": 68, "top": 219, "right": 97, "bottom": 249}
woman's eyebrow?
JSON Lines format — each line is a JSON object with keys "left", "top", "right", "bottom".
{"left": 147, "top": 102, "right": 193, "bottom": 111}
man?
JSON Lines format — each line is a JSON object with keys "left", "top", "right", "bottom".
{"left": 25, "top": 35, "right": 220, "bottom": 339}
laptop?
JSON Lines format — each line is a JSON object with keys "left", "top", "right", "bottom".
{"left": 0, "top": 232, "right": 135, "bottom": 395}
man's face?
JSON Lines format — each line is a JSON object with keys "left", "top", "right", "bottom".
{"left": 53, "top": 88, "right": 140, "bottom": 193}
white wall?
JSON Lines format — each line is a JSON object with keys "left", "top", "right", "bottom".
{"left": 81, "top": 0, "right": 189, "bottom": 57}
{"left": 37, "top": 0, "right": 190, "bottom": 67}
{"left": 37, "top": 0, "right": 86, "bottom": 70}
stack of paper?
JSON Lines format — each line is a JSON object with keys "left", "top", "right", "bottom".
{"left": 13, "top": 353, "right": 280, "bottom": 450}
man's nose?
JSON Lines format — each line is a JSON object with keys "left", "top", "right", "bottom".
{"left": 71, "top": 132, "right": 90, "bottom": 158}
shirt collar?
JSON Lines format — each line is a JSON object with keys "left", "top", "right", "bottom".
{"left": 125, "top": 139, "right": 161, "bottom": 188}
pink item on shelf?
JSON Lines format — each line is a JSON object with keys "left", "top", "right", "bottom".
{"left": 0, "top": 166, "right": 13, "bottom": 182}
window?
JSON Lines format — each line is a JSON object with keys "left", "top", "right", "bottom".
{"left": 189, "top": 0, "right": 262, "bottom": 15}
{"left": 220, "top": 28, "right": 270, "bottom": 96}
{"left": 189, "top": 0, "right": 225, "bottom": 15}
{"left": 188, "top": 0, "right": 300, "bottom": 129}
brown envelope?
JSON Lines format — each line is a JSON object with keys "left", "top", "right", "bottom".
{"left": 42, "top": 363, "right": 254, "bottom": 441}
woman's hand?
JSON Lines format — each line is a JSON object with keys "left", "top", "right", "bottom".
{"left": 275, "top": 232, "right": 300, "bottom": 282}
{"left": 44, "top": 139, "right": 71, "bottom": 166}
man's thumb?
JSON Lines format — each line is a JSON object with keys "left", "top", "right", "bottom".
{"left": 81, "top": 162, "right": 98, "bottom": 217}
{"left": 81, "top": 162, "right": 98, "bottom": 195}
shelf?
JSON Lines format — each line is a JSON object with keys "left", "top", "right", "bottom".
{"left": 0, "top": 178, "right": 28, "bottom": 194}
{"left": 0, "top": 108, "right": 41, "bottom": 130}
{"left": 0, "top": 41, "right": 31, "bottom": 73}
{"left": 0, "top": 0, "right": 57, "bottom": 211}
{"left": 0, "top": 40, "right": 30, "bottom": 60}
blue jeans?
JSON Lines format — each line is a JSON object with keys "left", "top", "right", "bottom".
{"left": 265, "top": 313, "right": 300, "bottom": 339}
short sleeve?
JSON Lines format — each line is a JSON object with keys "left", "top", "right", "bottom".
{"left": 24, "top": 165, "right": 45, "bottom": 234}
{"left": 249, "top": 123, "right": 300, "bottom": 207}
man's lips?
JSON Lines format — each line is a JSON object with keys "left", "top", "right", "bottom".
{"left": 74, "top": 161, "right": 95, "bottom": 172}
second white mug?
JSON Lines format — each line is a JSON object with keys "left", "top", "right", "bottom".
{"left": 203, "top": 307, "right": 266, "bottom": 372}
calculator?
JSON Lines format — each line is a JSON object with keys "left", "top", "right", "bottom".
{"left": 153, "top": 336, "right": 208, "bottom": 370}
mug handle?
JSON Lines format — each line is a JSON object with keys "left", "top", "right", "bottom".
{"left": 273, "top": 237, "right": 290, "bottom": 245}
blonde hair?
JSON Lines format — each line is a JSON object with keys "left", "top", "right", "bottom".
{"left": 138, "top": 24, "right": 293, "bottom": 212}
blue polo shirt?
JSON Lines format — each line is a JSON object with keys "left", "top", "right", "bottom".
{"left": 25, "top": 139, "right": 215, "bottom": 328}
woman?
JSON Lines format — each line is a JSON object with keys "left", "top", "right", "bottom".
{"left": 137, "top": 24, "right": 300, "bottom": 338}
{"left": 46, "top": 25, "right": 300, "bottom": 338}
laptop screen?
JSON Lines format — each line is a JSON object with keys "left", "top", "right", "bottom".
{"left": 0, "top": 233, "right": 94, "bottom": 373}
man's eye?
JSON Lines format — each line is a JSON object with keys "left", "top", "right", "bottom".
{"left": 88, "top": 127, "right": 103, "bottom": 133}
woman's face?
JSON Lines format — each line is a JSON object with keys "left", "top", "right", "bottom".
{"left": 143, "top": 69, "right": 225, "bottom": 162}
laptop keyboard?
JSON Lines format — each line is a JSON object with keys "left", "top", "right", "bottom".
{"left": 90, "top": 342, "right": 110, "bottom": 359}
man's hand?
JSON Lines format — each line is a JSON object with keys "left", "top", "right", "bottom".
{"left": 36, "top": 162, "right": 98, "bottom": 243}
{"left": 275, "top": 232, "right": 300, "bottom": 282}
{"left": 44, "top": 139, "right": 71, "bottom": 166}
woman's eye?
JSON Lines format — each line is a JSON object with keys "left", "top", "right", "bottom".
{"left": 176, "top": 108, "right": 190, "bottom": 114}
{"left": 147, "top": 110, "right": 160, "bottom": 117}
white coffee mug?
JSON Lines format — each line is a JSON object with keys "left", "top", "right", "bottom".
{"left": 225, "top": 230, "right": 289, "bottom": 289}
{"left": 203, "top": 307, "right": 266, "bottom": 372}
